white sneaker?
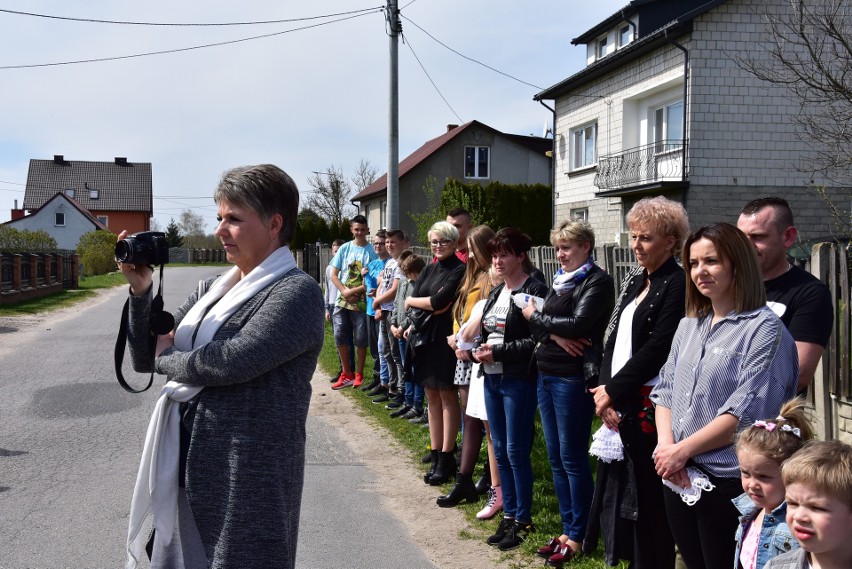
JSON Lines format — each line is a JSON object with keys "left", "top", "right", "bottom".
{"left": 476, "top": 486, "right": 503, "bottom": 520}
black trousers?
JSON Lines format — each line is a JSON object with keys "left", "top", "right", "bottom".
{"left": 662, "top": 470, "right": 741, "bottom": 569}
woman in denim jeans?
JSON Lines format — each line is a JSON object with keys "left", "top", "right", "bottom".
{"left": 474, "top": 228, "right": 548, "bottom": 552}
{"left": 522, "top": 219, "right": 614, "bottom": 565}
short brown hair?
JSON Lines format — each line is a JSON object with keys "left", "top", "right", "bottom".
{"left": 399, "top": 253, "right": 426, "bottom": 276}
{"left": 550, "top": 219, "right": 596, "bottom": 252}
{"left": 782, "top": 439, "right": 852, "bottom": 509}
{"left": 683, "top": 223, "right": 765, "bottom": 318}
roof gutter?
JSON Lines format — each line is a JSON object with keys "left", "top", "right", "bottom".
{"left": 665, "top": 27, "right": 689, "bottom": 183}
{"left": 538, "top": 99, "right": 557, "bottom": 228}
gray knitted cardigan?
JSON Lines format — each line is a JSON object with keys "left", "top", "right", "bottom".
{"left": 128, "top": 268, "right": 324, "bottom": 569}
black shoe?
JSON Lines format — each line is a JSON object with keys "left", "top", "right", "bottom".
{"left": 372, "top": 392, "right": 390, "bottom": 404}
{"left": 436, "top": 473, "right": 478, "bottom": 507}
{"left": 487, "top": 517, "right": 515, "bottom": 546}
{"left": 401, "top": 408, "right": 421, "bottom": 420}
{"left": 390, "top": 405, "right": 412, "bottom": 418}
{"left": 361, "top": 379, "right": 381, "bottom": 392}
{"left": 421, "top": 451, "right": 433, "bottom": 464}
{"left": 498, "top": 520, "right": 535, "bottom": 551}
{"left": 365, "top": 385, "right": 385, "bottom": 397}
{"left": 475, "top": 458, "right": 492, "bottom": 495}
{"left": 423, "top": 449, "right": 439, "bottom": 483}
{"left": 386, "top": 394, "right": 405, "bottom": 409}
{"left": 428, "top": 451, "right": 457, "bottom": 486}
{"left": 410, "top": 410, "right": 427, "bottom": 424}
{"left": 419, "top": 413, "right": 430, "bottom": 428}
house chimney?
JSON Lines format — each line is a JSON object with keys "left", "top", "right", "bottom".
{"left": 115, "top": 157, "right": 128, "bottom": 166}
{"left": 11, "top": 200, "right": 24, "bottom": 220}
{"left": 53, "top": 155, "right": 64, "bottom": 164}
{"left": 446, "top": 124, "right": 459, "bottom": 132}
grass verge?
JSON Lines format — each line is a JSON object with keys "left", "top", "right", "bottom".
{"left": 317, "top": 322, "right": 628, "bottom": 568}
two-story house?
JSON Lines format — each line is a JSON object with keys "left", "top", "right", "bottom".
{"left": 535, "top": 0, "right": 835, "bottom": 245}
{"left": 17, "top": 155, "right": 153, "bottom": 239}
{"left": 351, "top": 121, "right": 552, "bottom": 238}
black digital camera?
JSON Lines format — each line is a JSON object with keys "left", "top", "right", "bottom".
{"left": 115, "top": 231, "right": 169, "bottom": 266}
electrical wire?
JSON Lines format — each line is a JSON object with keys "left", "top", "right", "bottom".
{"left": 0, "top": 6, "right": 382, "bottom": 26}
{"left": 0, "top": 9, "right": 382, "bottom": 70}
{"left": 399, "top": 14, "right": 544, "bottom": 91}
{"left": 401, "top": 32, "right": 463, "bottom": 123}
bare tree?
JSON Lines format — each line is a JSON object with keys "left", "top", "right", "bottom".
{"left": 179, "top": 209, "right": 208, "bottom": 248}
{"left": 736, "top": 0, "right": 852, "bottom": 232}
{"left": 351, "top": 159, "right": 379, "bottom": 194}
{"left": 306, "top": 165, "right": 354, "bottom": 224}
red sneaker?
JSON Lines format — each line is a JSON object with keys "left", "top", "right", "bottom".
{"left": 331, "top": 373, "right": 355, "bottom": 390}
{"left": 353, "top": 373, "right": 364, "bottom": 388}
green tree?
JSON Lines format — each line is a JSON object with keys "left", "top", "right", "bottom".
{"left": 165, "top": 218, "right": 183, "bottom": 248}
{"left": 179, "top": 209, "right": 207, "bottom": 249}
{"left": 77, "top": 230, "right": 118, "bottom": 276}
{"left": 315, "top": 217, "right": 330, "bottom": 245}
{"left": 407, "top": 176, "right": 444, "bottom": 246}
{"left": 0, "top": 227, "right": 57, "bottom": 252}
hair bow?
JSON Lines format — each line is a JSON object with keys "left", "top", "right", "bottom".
{"left": 754, "top": 420, "right": 776, "bottom": 432}
{"left": 780, "top": 424, "right": 802, "bottom": 438}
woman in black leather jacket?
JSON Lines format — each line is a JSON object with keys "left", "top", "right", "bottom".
{"left": 586, "top": 196, "right": 689, "bottom": 568}
{"left": 521, "top": 219, "right": 614, "bottom": 565}
{"left": 474, "top": 227, "right": 548, "bottom": 551}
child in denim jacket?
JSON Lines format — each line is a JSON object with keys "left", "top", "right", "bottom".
{"left": 732, "top": 398, "right": 813, "bottom": 569}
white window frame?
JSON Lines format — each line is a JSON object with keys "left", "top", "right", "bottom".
{"left": 55, "top": 212, "right": 65, "bottom": 226}
{"left": 570, "top": 123, "right": 598, "bottom": 171}
{"left": 653, "top": 100, "right": 684, "bottom": 153}
{"left": 464, "top": 145, "right": 490, "bottom": 179}
{"left": 64, "top": 188, "right": 74, "bottom": 198}
{"left": 570, "top": 208, "right": 589, "bottom": 221}
{"left": 618, "top": 24, "right": 632, "bottom": 47}
{"left": 89, "top": 189, "right": 99, "bottom": 199}
{"left": 597, "top": 36, "right": 608, "bottom": 59}
{"left": 380, "top": 200, "right": 387, "bottom": 230}
{"left": 364, "top": 203, "right": 371, "bottom": 225}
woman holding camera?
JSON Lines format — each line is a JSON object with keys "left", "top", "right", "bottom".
{"left": 120, "top": 164, "right": 324, "bottom": 569}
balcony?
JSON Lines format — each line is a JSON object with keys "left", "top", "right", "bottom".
{"left": 594, "top": 139, "right": 688, "bottom": 194}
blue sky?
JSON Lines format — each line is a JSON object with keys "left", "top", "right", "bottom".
{"left": 0, "top": 0, "right": 625, "bottom": 231}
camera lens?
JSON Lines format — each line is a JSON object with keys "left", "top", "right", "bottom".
{"left": 115, "top": 239, "right": 135, "bottom": 263}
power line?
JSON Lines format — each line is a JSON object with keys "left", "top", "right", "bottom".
{"left": 0, "top": 9, "right": 382, "bottom": 70}
{"left": 0, "top": 6, "right": 382, "bottom": 26}
{"left": 399, "top": 14, "right": 544, "bottom": 91}
{"left": 401, "top": 32, "right": 463, "bottom": 123}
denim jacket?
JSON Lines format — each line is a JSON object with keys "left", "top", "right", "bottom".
{"left": 732, "top": 493, "right": 798, "bottom": 569}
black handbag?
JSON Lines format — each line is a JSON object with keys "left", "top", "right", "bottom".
{"left": 583, "top": 343, "right": 603, "bottom": 387}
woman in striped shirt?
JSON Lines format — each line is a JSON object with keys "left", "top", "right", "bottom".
{"left": 650, "top": 222, "right": 799, "bottom": 569}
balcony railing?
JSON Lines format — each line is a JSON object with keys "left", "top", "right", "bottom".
{"left": 594, "top": 139, "right": 688, "bottom": 191}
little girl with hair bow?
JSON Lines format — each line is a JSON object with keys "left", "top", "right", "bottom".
{"left": 731, "top": 398, "right": 814, "bottom": 569}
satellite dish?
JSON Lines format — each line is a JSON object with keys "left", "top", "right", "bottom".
{"left": 542, "top": 121, "right": 553, "bottom": 138}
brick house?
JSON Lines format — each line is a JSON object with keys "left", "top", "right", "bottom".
{"left": 18, "top": 155, "right": 153, "bottom": 237}
{"left": 351, "top": 121, "right": 552, "bottom": 240}
{"left": 534, "top": 0, "right": 836, "bottom": 245}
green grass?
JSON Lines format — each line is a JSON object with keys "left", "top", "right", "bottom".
{"left": 318, "top": 323, "right": 628, "bottom": 568}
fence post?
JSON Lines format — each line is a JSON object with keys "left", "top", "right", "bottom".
{"left": 29, "top": 255, "right": 38, "bottom": 289}
{"left": 12, "top": 254, "right": 22, "bottom": 291}
{"left": 811, "top": 243, "right": 836, "bottom": 440}
{"left": 70, "top": 254, "right": 79, "bottom": 289}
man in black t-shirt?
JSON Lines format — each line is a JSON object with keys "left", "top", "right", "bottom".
{"left": 738, "top": 197, "right": 833, "bottom": 391}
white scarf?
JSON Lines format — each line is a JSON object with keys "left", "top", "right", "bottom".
{"left": 126, "top": 246, "right": 297, "bottom": 569}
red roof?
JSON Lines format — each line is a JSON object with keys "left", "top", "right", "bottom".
{"left": 351, "top": 121, "right": 479, "bottom": 202}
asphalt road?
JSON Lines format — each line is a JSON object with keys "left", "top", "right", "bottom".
{"left": 0, "top": 266, "right": 435, "bottom": 569}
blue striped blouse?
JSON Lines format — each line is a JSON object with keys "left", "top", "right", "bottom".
{"left": 650, "top": 306, "right": 799, "bottom": 478}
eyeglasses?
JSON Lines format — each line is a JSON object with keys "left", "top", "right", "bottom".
{"left": 430, "top": 239, "right": 452, "bottom": 247}
{"left": 374, "top": 241, "right": 386, "bottom": 246}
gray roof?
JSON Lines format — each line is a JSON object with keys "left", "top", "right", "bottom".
{"left": 23, "top": 156, "right": 152, "bottom": 213}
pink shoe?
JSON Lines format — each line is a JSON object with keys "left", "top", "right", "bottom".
{"left": 476, "top": 485, "right": 503, "bottom": 520}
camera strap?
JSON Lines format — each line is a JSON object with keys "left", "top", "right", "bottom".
{"left": 114, "top": 265, "right": 173, "bottom": 393}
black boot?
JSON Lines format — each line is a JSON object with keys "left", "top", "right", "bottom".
{"left": 436, "top": 472, "right": 478, "bottom": 507}
{"left": 429, "top": 451, "right": 458, "bottom": 486}
{"left": 423, "top": 449, "right": 439, "bottom": 483}
{"left": 475, "top": 458, "right": 492, "bottom": 495}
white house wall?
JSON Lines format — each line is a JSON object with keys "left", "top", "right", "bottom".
{"left": 7, "top": 200, "right": 95, "bottom": 250}
{"left": 554, "top": 0, "right": 836, "bottom": 243}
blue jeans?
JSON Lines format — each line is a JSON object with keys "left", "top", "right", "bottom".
{"left": 377, "top": 329, "right": 389, "bottom": 384}
{"left": 483, "top": 373, "right": 538, "bottom": 523}
{"left": 328, "top": 304, "right": 354, "bottom": 372}
{"left": 537, "top": 374, "right": 595, "bottom": 541}
{"left": 400, "top": 339, "right": 425, "bottom": 410}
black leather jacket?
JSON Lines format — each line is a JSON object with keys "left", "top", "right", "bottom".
{"left": 478, "top": 276, "right": 548, "bottom": 380}
{"left": 599, "top": 255, "right": 685, "bottom": 409}
{"left": 528, "top": 264, "right": 615, "bottom": 377}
